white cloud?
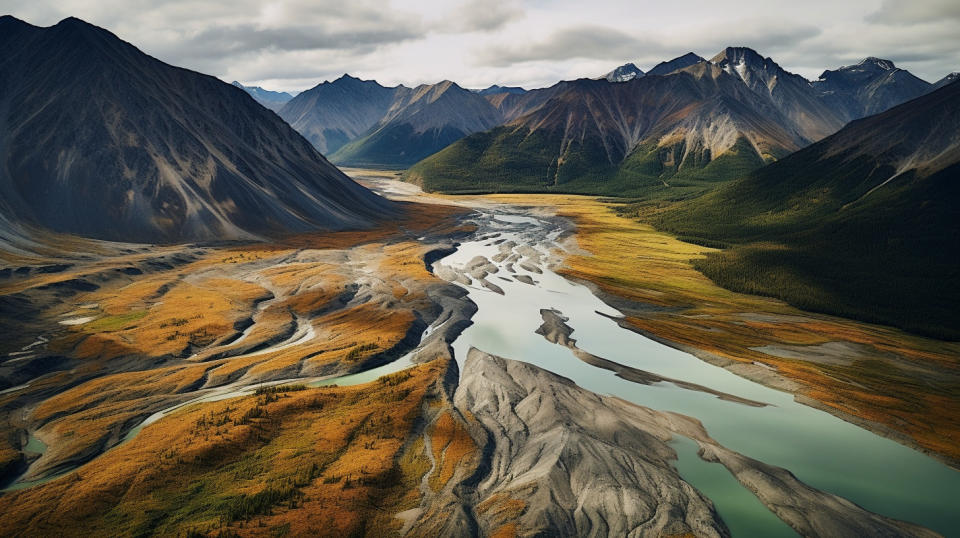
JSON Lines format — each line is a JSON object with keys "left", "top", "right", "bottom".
{"left": 2, "top": 0, "right": 959, "bottom": 90}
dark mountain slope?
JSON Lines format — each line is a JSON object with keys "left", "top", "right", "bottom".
{"left": 813, "top": 58, "right": 932, "bottom": 121}
{"left": 0, "top": 16, "right": 392, "bottom": 244}
{"left": 655, "top": 80, "right": 960, "bottom": 338}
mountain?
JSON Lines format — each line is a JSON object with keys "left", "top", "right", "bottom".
{"left": 328, "top": 81, "right": 505, "bottom": 167}
{"left": 647, "top": 53, "right": 706, "bottom": 76}
{"left": 407, "top": 63, "right": 813, "bottom": 197}
{"left": 230, "top": 81, "right": 293, "bottom": 112}
{"left": 0, "top": 16, "right": 393, "bottom": 244}
{"left": 280, "top": 77, "right": 505, "bottom": 167}
{"left": 812, "top": 57, "right": 932, "bottom": 121}
{"left": 407, "top": 48, "right": 852, "bottom": 197}
{"left": 603, "top": 63, "right": 645, "bottom": 82}
{"left": 656, "top": 79, "right": 960, "bottom": 339}
{"left": 278, "top": 75, "right": 398, "bottom": 154}
{"left": 934, "top": 72, "right": 959, "bottom": 89}
{"left": 710, "top": 47, "right": 845, "bottom": 142}
{"left": 474, "top": 84, "right": 527, "bottom": 95}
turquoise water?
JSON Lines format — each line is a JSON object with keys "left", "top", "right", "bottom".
{"left": 438, "top": 211, "right": 960, "bottom": 536}
{"left": 671, "top": 436, "right": 798, "bottom": 537}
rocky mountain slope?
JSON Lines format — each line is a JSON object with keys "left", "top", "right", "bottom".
{"left": 0, "top": 17, "right": 392, "bottom": 244}
{"left": 711, "top": 47, "right": 846, "bottom": 142}
{"left": 813, "top": 57, "right": 933, "bottom": 121}
{"left": 230, "top": 81, "right": 293, "bottom": 112}
{"left": 656, "top": 79, "right": 960, "bottom": 338}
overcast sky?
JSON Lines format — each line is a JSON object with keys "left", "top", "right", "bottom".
{"left": 3, "top": 0, "right": 959, "bottom": 92}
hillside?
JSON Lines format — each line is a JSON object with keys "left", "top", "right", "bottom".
{"left": 0, "top": 16, "right": 392, "bottom": 244}
{"left": 651, "top": 80, "right": 960, "bottom": 338}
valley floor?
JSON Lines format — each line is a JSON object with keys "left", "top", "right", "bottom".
{"left": 355, "top": 169, "right": 960, "bottom": 467}
{"left": 0, "top": 170, "right": 957, "bottom": 537}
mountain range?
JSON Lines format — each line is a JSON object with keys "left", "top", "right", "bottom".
{"left": 473, "top": 84, "right": 527, "bottom": 96}
{"left": 271, "top": 48, "right": 948, "bottom": 195}
{"left": 0, "top": 16, "right": 392, "bottom": 244}
{"left": 231, "top": 81, "right": 294, "bottom": 112}
{"left": 279, "top": 77, "right": 506, "bottom": 167}
{"left": 405, "top": 49, "right": 951, "bottom": 196}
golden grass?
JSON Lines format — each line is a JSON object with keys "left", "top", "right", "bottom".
{"left": 0, "top": 361, "right": 447, "bottom": 537}
{"left": 428, "top": 411, "right": 477, "bottom": 492}
{"left": 60, "top": 276, "right": 268, "bottom": 361}
{"left": 1, "top": 199, "right": 471, "bottom": 497}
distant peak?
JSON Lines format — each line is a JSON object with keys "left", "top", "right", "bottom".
{"left": 604, "top": 62, "right": 645, "bottom": 82}
{"left": 231, "top": 81, "right": 244, "bottom": 87}
{"left": 336, "top": 73, "right": 361, "bottom": 82}
{"left": 713, "top": 46, "right": 764, "bottom": 63}
{"left": 428, "top": 80, "right": 463, "bottom": 93}
{"left": 647, "top": 52, "right": 707, "bottom": 76}
{"left": 860, "top": 57, "right": 896, "bottom": 70}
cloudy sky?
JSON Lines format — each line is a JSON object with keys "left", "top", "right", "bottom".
{"left": 3, "top": 0, "right": 959, "bottom": 92}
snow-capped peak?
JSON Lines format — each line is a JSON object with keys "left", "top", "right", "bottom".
{"left": 603, "top": 63, "right": 645, "bottom": 83}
